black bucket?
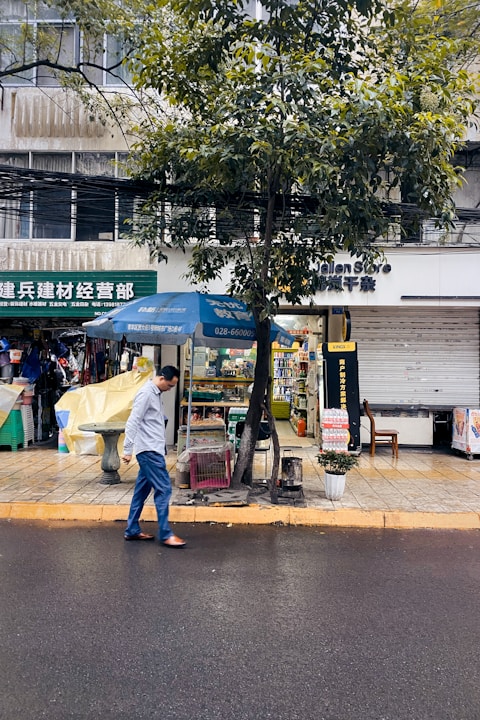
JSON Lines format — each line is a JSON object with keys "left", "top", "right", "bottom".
{"left": 281, "top": 456, "right": 303, "bottom": 490}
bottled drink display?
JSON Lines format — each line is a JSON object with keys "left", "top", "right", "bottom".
{"left": 321, "top": 408, "right": 349, "bottom": 451}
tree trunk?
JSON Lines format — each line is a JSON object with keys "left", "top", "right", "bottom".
{"left": 264, "top": 404, "right": 280, "bottom": 503}
{"left": 231, "top": 176, "right": 280, "bottom": 490}
{"left": 231, "top": 315, "right": 271, "bottom": 488}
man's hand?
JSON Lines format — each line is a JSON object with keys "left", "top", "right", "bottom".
{"left": 122, "top": 454, "right": 132, "bottom": 464}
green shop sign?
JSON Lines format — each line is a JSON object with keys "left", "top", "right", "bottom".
{"left": 0, "top": 271, "right": 157, "bottom": 317}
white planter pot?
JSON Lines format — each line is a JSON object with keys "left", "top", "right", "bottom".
{"left": 324, "top": 471, "right": 346, "bottom": 500}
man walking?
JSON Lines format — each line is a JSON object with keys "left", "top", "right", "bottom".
{"left": 122, "top": 365, "right": 186, "bottom": 548}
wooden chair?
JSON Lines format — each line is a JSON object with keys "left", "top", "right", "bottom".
{"left": 363, "top": 399, "right": 399, "bottom": 458}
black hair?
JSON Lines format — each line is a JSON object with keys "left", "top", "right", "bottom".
{"left": 159, "top": 365, "right": 180, "bottom": 381}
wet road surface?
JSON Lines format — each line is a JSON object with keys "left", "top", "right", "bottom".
{"left": 1, "top": 520, "right": 480, "bottom": 720}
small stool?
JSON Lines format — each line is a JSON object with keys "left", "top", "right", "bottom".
{"left": 0, "top": 409, "right": 24, "bottom": 451}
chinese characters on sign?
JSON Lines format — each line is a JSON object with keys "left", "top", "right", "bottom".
{"left": 322, "top": 341, "right": 361, "bottom": 451}
{"left": 208, "top": 298, "right": 251, "bottom": 323}
{"left": 316, "top": 275, "right": 377, "bottom": 292}
{"left": 126, "top": 323, "right": 185, "bottom": 334}
{"left": 316, "top": 260, "right": 392, "bottom": 293}
{"left": 0, "top": 280, "right": 134, "bottom": 308}
{"left": 0, "top": 271, "right": 157, "bottom": 317}
{"left": 338, "top": 357, "right": 347, "bottom": 409}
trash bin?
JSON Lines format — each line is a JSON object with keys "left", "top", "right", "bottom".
{"left": 281, "top": 455, "right": 303, "bottom": 490}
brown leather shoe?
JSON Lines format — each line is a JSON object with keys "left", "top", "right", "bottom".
{"left": 162, "top": 534, "right": 186, "bottom": 548}
{"left": 124, "top": 532, "right": 155, "bottom": 541}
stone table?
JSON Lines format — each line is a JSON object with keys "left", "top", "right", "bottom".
{"left": 78, "top": 422, "right": 126, "bottom": 485}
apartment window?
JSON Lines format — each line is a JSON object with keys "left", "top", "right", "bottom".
{"left": 75, "top": 152, "right": 115, "bottom": 241}
{"left": 0, "top": 153, "right": 29, "bottom": 239}
{"left": 0, "top": 3, "right": 129, "bottom": 87}
{"left": 35, "top": 26, "right": 78, "bottom": 87}
{"left": 0, "top": 1, "right": 76, "bottom": 86}
{"left": 81, "top": 32, "right": 104, "bottom": 86}
{"left": 117, "top": 153, "right": 136, "bottom": 237}
{"left": 105, "top": 34, "right": 132, "bottom": 85}
{"left": 0, "top": 24, "right": 34, "bottom": 85}
{"left": 81, "top": 33, "right": 132, "bottom": 87}
{"left": 117, "top": 189, "right": 138, "bottom": 238}
{"left": 75, "top": 153, "right": 115, "bottom": 176}
{"left": 31, "top": 154, "right": 72, "bottom": 239}
{"left": 75, "top": 188, "right": 115, "bottom": 241}
{"left": 0, "top": 151, "right": 137, "bottom": 241}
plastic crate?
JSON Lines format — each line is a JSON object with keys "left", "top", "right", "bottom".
{"left": 189, "top": 443, "right": 232, "bottom": 490}
{"left": 0, "top": 409, "right": 24, "bottom": 451}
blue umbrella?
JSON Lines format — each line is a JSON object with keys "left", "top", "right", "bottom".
{"left": 83, "top": 292, "right": 293, "bottom": 447}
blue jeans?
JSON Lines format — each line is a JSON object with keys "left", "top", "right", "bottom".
{"left": 125, "top": 451, "right": 173, "bottom": 541}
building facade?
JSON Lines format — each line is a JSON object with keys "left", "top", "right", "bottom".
{"left": 1, "top": 1, "right": 480, "bottom": 449}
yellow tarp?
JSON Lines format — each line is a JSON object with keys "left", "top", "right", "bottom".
{"left": 55, "top": 370, "right": 151, "bottom": 454}
{"left": 0, "top": 384, "right": 24, "bottom": 428}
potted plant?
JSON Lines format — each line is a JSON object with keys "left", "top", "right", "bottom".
{"left": 317, "top": 449, "right": 359, "bottom": 500}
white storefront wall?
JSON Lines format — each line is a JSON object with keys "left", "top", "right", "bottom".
{"left": 158, "top": 246, "right": 480, "bottom": 306}
{"left": 310, "top": 247, "right": 480, "bottom": 308}
{"left": 158, "top": 246, "right": 480, "bottom": 447}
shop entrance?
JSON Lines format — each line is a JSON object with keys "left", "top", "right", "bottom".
{"left": 0, "top": 319, "right": 145, "bottom": 444}
{"left": 275, "top": 310, "right": 326, "bottom": 438}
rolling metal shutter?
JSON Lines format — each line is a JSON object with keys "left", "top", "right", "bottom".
{"left": 350, "top": 307, "right": 480, "bottom": 407}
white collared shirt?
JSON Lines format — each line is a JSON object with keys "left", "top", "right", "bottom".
{"left": 123, "top": 379, "right": 166, "bottom": 456}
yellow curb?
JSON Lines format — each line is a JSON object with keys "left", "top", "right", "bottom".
{"left": 7, "top": 502, "right": 103, "bottom": 521}
{"left": 170, "top": 505, "right": 196, "bottom": 523}
{"left": 328, "top": 508, "right": 386, "bottom": 528}
{"left": 384, "top": 511, "right": 480, "bottom": 530}
{"left": 139, "top": 505, "right": 157, "bottom": 522}
{"left": 192, "top": 504, "right": 290, "bottom": 525}
{"left": 1, "top": 501, "right": 480, "bottom": 531}
{"left": 0, "top": 503, "right": 12, "bottom": 518}
{"left": 101, "top": 505, "right": 130, "bottom": 522}
{"left": 289, "top": 507, "right": 386, "bottom": 528}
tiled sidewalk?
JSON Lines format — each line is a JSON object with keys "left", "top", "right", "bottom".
{"left": 1, "top": 435, "right": 480, "bottom": 529}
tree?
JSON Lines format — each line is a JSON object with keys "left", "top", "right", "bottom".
{"left": 1, "top": 1, "right": 478, "bottom": 494}
{"left": 122, "top": 0, "right": 477, "bottom": 493}
{"left": 414, "top": 0, "right": 480, "bottom": 53}
{"left": 0, "top": 0, "right": 137, "bottom": 83}
{"left": 0, "top": 0, "right": 143, "bottom": 128}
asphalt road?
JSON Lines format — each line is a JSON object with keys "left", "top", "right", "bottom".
{"left": 1, "top": 520, "right": 480, "bottom": 720}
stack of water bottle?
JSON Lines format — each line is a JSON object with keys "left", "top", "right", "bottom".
{"left": 321, "top": 408, "right": 349, "bottom": 451}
